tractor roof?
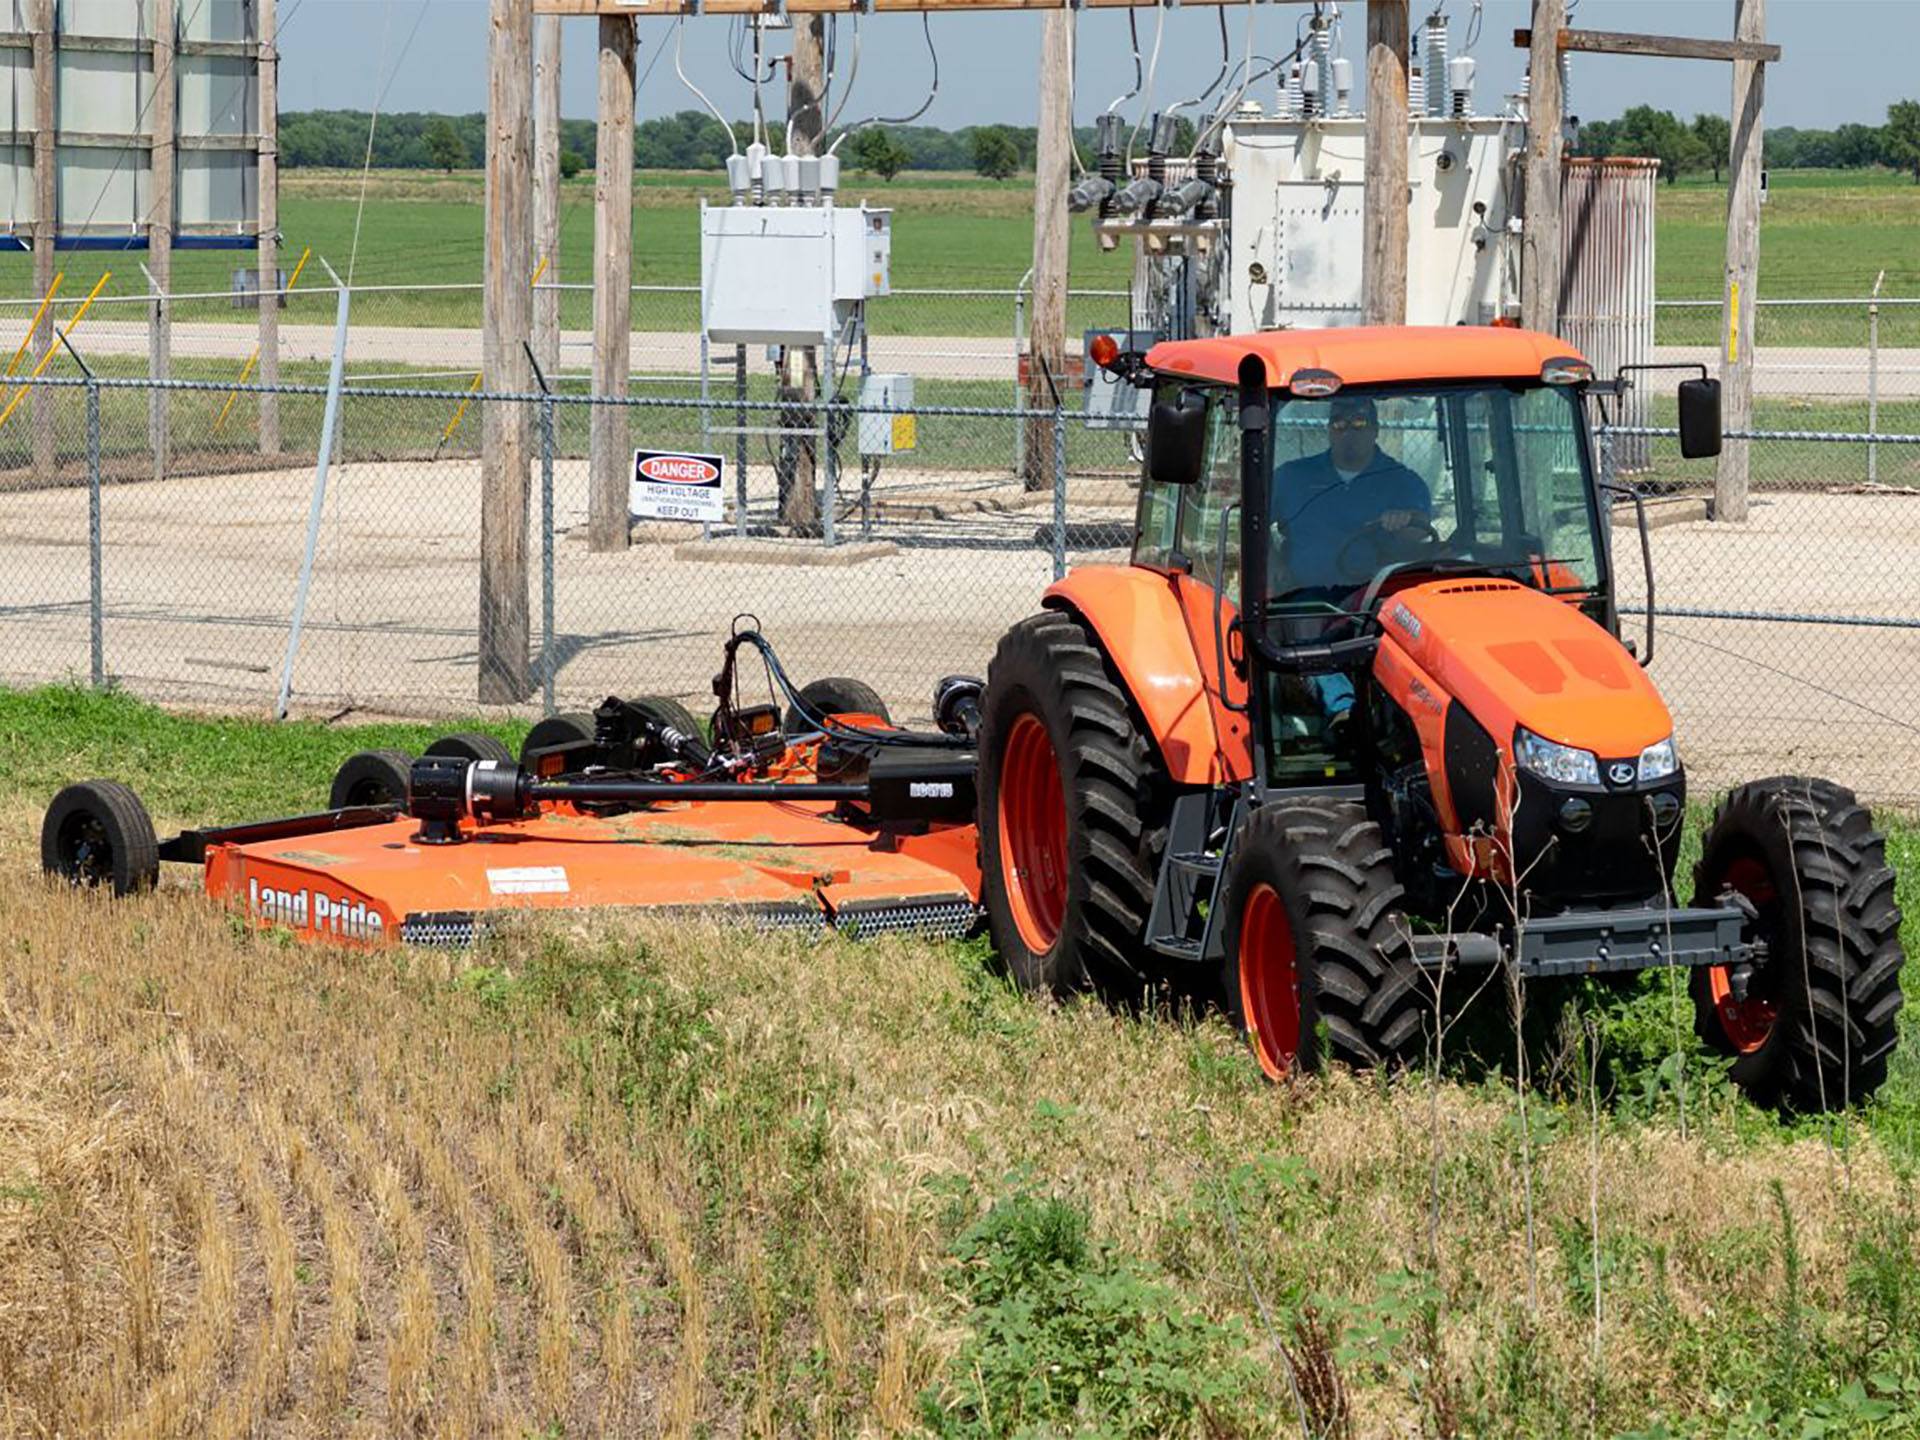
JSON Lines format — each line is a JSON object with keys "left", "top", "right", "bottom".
{"left": 1144, "top": 326, "right": 1585, "bottom": 389}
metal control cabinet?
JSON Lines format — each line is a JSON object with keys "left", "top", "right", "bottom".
{"left": 857, "top": 372, "right": 914, "bottom": 455}
{"left": 700, "top": 202, "right": 891, "bottom": 346}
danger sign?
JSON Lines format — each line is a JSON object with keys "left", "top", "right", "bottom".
{"left": 630, "top": 449, "right": 725, "bottom": 523}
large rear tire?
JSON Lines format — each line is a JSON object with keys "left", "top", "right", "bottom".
{"left": 1219, "top": 800, "right": 1427, "bottom": 1077}
{"left": 1690, "top": 776, "right": 1904, "bottom": 1112}
{"left": 978, "top": 612, "right": 1165, "bottom": 996}
{"left": 42, "top": 780, "right": 160, "bottom": 897}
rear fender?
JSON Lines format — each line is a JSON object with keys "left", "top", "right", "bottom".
{"left": 1043, "top": 566, "right": 1253, "bottom": 786}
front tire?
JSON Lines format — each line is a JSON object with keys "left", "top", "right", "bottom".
{"left": 42, "top": 780, "right": 160, "bottom": 896}
{"left": 1690, "top": 776, "right": 1904, "bottom": 1112}
{"left": 978, "top": 612, "right": 1165, "bottom": 995}
{"left": 1220, "top": 800, "right": 1427, "bottom": 1077}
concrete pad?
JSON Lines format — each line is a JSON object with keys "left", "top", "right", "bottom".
{"left": 671, "top": 537, "right": 900, "bottom": 566}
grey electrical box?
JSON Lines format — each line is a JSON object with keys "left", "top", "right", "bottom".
{"left": 701, "top": 202, "right": 892, "bottom": 346}
{"left": 858, "top": 372, "right": 915, "bottom": 456}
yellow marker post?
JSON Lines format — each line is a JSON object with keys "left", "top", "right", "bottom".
{"left": 0, "top": 271, "right": 110, "bottom": 433}
{"left": 7, "top": 271, "right": 64, "bottom": 379}
{"left": 1727, "top": 280, "right": 1741, "bottom": 364}
{"left": 438, "top": 255, "right": 551, "bottom": 448}
{"left": 214, "top": 246, "right": 313, "bottom": 435}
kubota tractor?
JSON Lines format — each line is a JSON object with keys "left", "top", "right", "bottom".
{"left": 977, "top": 326, "right": 1904, "bottom": 1111}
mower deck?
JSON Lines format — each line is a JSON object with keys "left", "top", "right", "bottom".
{"left": 201, "top": 799, "right": 981, "bottom": 948}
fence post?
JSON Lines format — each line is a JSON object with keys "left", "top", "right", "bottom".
{"left": 1051, "top": 402, "right": 1067, "bottom": 582}
{"left": 1868, "top": 275, "right": 1883, "bottom": 485}
{"left": 822, "top": 341, "right": 838, "bottom": 547}
{"left": 86, "top": 376, "right": 102, "bottom": 688}
{"left": 734, "top": 344, "right": 748, "bottom": 533}
{"left": 540, "top": 391, "right": 556, "bottom": 717}
{"left": 1013, "top": 272, "right": 1030, "bottom": 477}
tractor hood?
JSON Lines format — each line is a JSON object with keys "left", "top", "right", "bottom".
{"left": 1379, "top": 579, "right": 1673, "bottom": 755}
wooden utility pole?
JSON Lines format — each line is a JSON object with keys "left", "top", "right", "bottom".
{"left": 149, "top": 0, "right": 176, "bottom": 485}
{"left": 777, "top": 17, "right": 827, "bottom": 533}
{"left": 534, "top": 14, "right": 563, "bottom": 377}
{"left": 480, "top": 0, "right": 536, "bottom": 701}
{"left": 588, "top": 15, "right": 636, "bottom": 552}
{"left": 29, "top": 0, "right": 53, "bottom": 479}
{"left": 1519, "top": 0, "right": 1564, "bottom": 334}
{"left": 1717, "top": 0, "right": 1765, "bottom": 524}
{"left": 1362, "top": 1, "right": 1409, "bottom": 326}
{"left": 1024, "top": 8, "right": 1072, "bottom": 491}
{"left": 258, "top": 0, "right": 280, "bottom": 455}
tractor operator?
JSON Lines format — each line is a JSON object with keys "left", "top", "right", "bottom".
{"left": 1270, "top": 394, "right": 1431, "bottom": 593}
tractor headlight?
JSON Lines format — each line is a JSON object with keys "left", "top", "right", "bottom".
{"left": 1637, "top": 736, "right": 1680, "bottom": 784}
{"left": 1514, "top": 727, "right": 1601, "bottom": 787}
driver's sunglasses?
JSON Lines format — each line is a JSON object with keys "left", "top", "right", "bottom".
{"left": 1327, "top": 416, "right": 1376, "bottom": 433}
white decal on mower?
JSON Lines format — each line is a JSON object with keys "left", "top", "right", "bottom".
{"left": 910, "top": 781, "right": 954, "bottom": 799}
{"left": 487, "top": 866, "right": 571, "bottom": 896}
{"left": 248, "top": 878, "right": 386, "bottom": 940}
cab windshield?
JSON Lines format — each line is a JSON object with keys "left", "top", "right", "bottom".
{"left": 1266, "top": 381, "right": 1603, "bottom": 611}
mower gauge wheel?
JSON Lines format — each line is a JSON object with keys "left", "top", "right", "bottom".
{"left": 41, "top": 780, "right": 160, "bottom": 897}
{"left": 519, "top": 713, "right": 596, "bottom": 769}
{"left": 329, "top": 749, "right": 414, "bottom": 809}
{"left": 783, "top": 677, "right": 892, "bottom": 736}
{"left": 424, "top": 732, "right": 516, "bottom": 767}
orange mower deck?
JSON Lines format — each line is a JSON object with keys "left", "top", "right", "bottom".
{"left": 204, "top": 798, "right": 982, "bottom": 948}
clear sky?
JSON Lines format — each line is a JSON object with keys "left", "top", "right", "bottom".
{"left": 276, "top": 0, "right": 1918, "bottom": 135}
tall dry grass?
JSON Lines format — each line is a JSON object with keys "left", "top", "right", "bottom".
{"left": 1, "top": 852, "right": 1913, "bottom": 1435}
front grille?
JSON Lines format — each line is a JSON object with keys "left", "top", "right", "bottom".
{"left": 400, "top": 911, "right": 482, "bottom": 947}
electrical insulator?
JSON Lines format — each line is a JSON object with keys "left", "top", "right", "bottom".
{"left": 1449, "top": 56, "right": 1476, "bottom": 118}
{"left": 1409, "top": 65, "right": 1426, "bottom": 117}
{"left": 1423, "top": 11, "right": 1449, "bottom": 117}
{"left": 1331, "top": 57, "right": 1353, "bottom": 115}
{"left": 1299, "top": 59, "right": 1321, "bottom": 118}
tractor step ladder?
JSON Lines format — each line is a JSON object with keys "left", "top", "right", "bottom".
{"left": 1144, "top": 792, "right": 1244, "bottom": 964}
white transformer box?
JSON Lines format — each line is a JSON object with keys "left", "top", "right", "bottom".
{"left": 1223, "top": 114, "right": 1518, "bottom": 332}
{"left": 700, "top": 202, "right": 891, "bottom": 346}
{"left": 857, "top": 372, "right": 915, "bottom": 456}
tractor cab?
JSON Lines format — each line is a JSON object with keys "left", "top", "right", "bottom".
{"left": 1129, "top": 338, "right": 1629, "bottom": 794}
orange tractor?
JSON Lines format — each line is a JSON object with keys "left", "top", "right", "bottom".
{"left": 974, "top": 325, "right": 1903, "bottom": 1112}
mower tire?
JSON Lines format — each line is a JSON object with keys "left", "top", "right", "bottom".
{"left": 784, "top": 677, "right": 891, "bottom": 735}
{"left": 1220, "top": 799, "right": 1427, "bottom": 1078}
{"left": 328, "top": 749, "right": 413, "bottom": 809}
{"left": 1690, "top": 776, "right": 1904, "bottom": 1112}
{"left": 978, "top": 611, "right": 1164, "bottom": 996}
{"left": 42, "top": 780, "right": 160, "bottom": 897}
{"left": 424, "top": 732, "right": 515, "bottom": 766}
{"left": 520, "top": 712, "right": 596, "bottom": 768}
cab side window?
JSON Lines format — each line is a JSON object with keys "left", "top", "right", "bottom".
{"left": 1180, "top": 389, "right": 1241, "bottom": 598}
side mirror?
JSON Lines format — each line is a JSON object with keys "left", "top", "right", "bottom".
{"left": 1146, "top": 388, "right": 1208, "bottom": 486}
{"left": 1678, "top": 378, "right": 1722, "bottom": 460}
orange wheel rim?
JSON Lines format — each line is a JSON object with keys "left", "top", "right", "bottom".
{"left": 997, "top": 713, "right": 1070, "bottom": 954}
{"left": 1238, "top": 882, "right": 1302, "bottom": 1079}
{"left": 1707, "top": 854, "right": 1778, "bottom": 1054}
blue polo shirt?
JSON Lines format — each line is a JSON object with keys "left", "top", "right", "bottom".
{"left": 1272, "top": 448, "right": 1432, "bottom": 590}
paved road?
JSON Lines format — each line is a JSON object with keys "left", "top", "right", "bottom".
{"left": 64, "top": 320, "right": 1920, "bottom": 399}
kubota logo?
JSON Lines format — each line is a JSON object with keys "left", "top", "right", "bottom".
{"left": 636, "top": 454, "right": 720, "bottom": 486}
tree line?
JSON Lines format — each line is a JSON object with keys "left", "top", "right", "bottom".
{"left": 283, "top": 103, "right": 1920, "bottom": 184}
{"left": 1574, "top": 101, "right": 1920, "bottom": 184}
{"left": 282, "top": 108, "right": 1114, "bottom": 180}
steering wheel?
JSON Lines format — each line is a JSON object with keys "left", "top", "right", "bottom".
{"left": 1333, "top": 516, "right": 1444, "bottom": 584}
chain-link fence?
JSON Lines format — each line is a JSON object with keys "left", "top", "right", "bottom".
{"left": 3, "top": 363, "right": 1916, "bottom": 804}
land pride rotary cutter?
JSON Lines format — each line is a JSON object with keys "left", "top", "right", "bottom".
{"left": 44, "top": 326, "right": 1906, "bottom": 1112}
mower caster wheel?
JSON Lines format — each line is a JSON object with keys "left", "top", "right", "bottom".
{"left": 784, "top": 677, "right": 891, "bottom": 735}
{"left": 329, "top": 749, "right": 413, "bottom": 809}
{"left": 424, "top": 732, "right": 515, "bottom": 766}
{"left": 1220, "top": 800, "right": 1426, "bottom": 1079}
{"left": 1690, "top": 776, "right": 1905, "bottom": 1112}
{"left": 42, "top": 780, "right": 160, "bottom": 897}
{"left": 520, "top": 712, "right": 596, "bottom": 769}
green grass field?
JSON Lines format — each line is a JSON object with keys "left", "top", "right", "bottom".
{"left": 4, "top": 682, "right": 1920, "bottom": 1436}
{"left": 0, "top": 167, "right": 1913, "bottom": 344}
